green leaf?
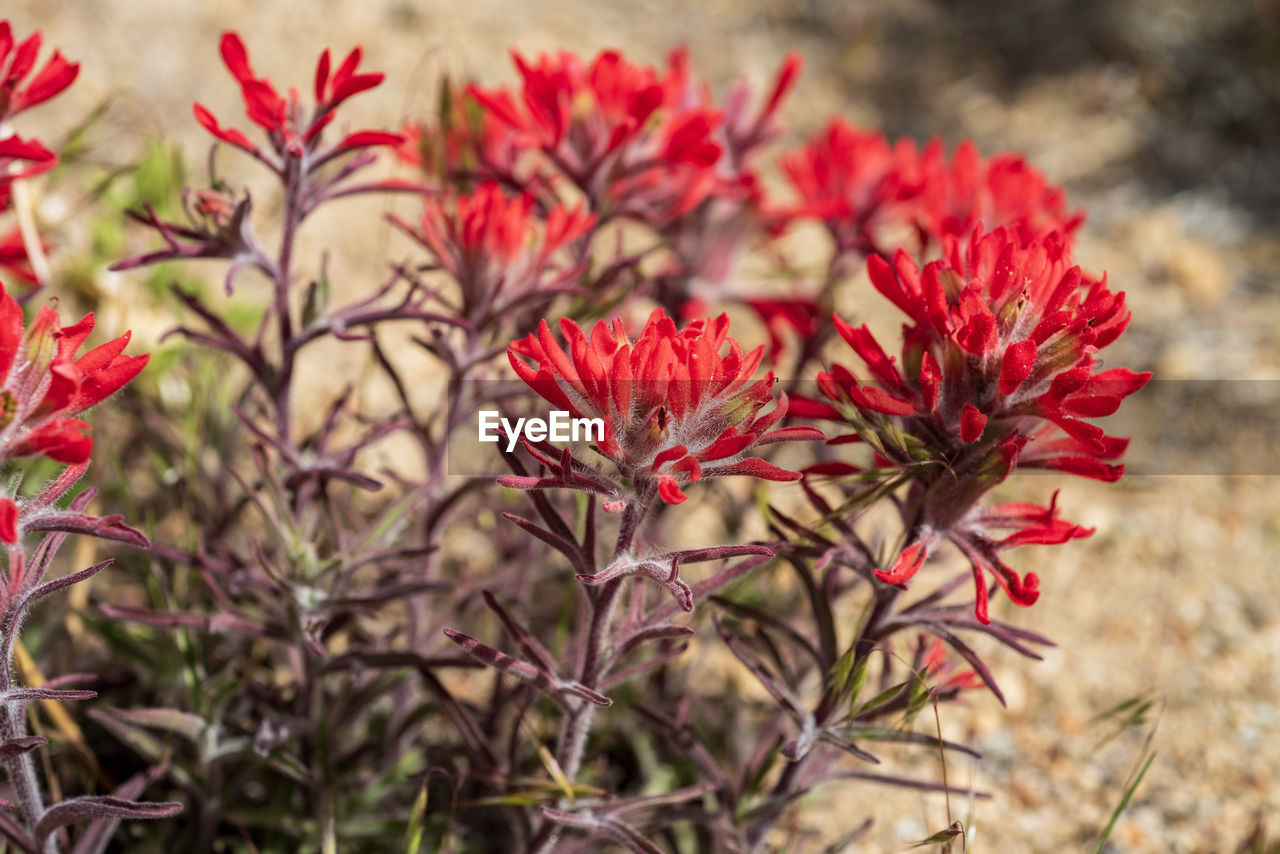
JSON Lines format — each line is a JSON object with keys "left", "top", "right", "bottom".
{"left": 850, "top": 681, "right": 909, "bottom": 720}
{"left": 1093, "top": 751, "right": 1155, "bottom": 854}
{"left": 912, "top": 820, "right": 965, "bottom": 849}
{"left": 830, "top": 647, "right": 870, "bottom": 709}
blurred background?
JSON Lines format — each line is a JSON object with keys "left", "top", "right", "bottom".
{"left": 6, "top": 0, "right": 1280, "bottom": 850}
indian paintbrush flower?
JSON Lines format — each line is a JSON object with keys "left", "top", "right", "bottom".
{"left": 507, "top": 308, "right": 822, "bottom": 504}
{"left": 0, "top": 286, "right": 148, "bottom": 469}
{"left": 0, "top": 22, "right": 79, "bottom": 123}
{"left": 794, "top": 226, "right": 1150, "bottom": 622}
{"left": 394, "top": 181, "right": 595, "bottom": 324}
{"left": 194, "top": 31, "right": 403, "bottom": 168}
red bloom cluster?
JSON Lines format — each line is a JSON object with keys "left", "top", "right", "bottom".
{"left": 0, "top": 290, "right": 148, "bottom": 466}
{"left": 0, "top": 22, "right": 78, "bottom": 123}
{"left": 470, "top": 49, "right": 715, "bottom": 216}
{"left": 916, "top": 140, "right": 1083, "bottom": 247}
{"left": 781, "top": 119, "right": 1083, "bottom": 257}
{"left": 469, "top": 49, "right": 799, "bottom": 230}
{"left": 780, "top": 120, "right": 921, "bottom": 256}
{"left": 0, "top": 21, "right": 79, "bottom": 288}
{"left": 796, "top": 226, "right": 1149, "bottom": 622}
{"left": 400, "top": 49, "right": 807, "bottom": 349}
{"left": 0, "top": 286, "right": 148, "bottom": 541}
{"left": 195, "top": 31, "right": 403, "bottom": 166}
{"left": 508, "top": 309, "right": 821, "bottom": 504}
{"left": 396, "top": 182, "right": 594, "bottom": 324}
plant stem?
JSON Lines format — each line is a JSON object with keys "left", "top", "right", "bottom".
{"left": 529, "top": 486, "right": 653, "bottom": 854}
{"left": 1, "top": 604, "right": 52, "bottom": 852}
{"left": 273, "top": 155, "right": 305, "bottom": 444}
{"left": 743, "top": 586, "right": 900, "bottom": 852}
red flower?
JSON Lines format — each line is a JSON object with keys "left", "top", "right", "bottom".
{"left": 780, "top": 119, "right": 921, "bottom": 256}
{"left": 779, "top": 126, "right": 1082, "bottom": 259}
{"left": 470, "top": 49, "right": 727, "bottom": 227}
{"left": 918, "top": 636, "right": 983, "bottom": 693}
{"left": 796, "top": 227, "right": 1149, "bottom": 622}
{"left": 0, "top": 134, "right": 56, "bottom": 210}
{"left": 194, "top": 31, "right": 403, "bottom": 165}
{"left": 0, "top": 21, "right": 79, "bottom": 122}
{"left": 802, "top": 227, "right": 1147, "bottom": 471}
{"left": 396, "top": 86, "right": 524, "bottom": 186}
{"left": 0, "top": 286, "right": 148, "bottom": 465}
{"left": 915, "top": 139, "right": 1083, "bottom": 247}
{"left": 0, "top": 226, "right": 38, "bottom": 284}
{"left": 653, "top": 54, "right": 805, "bottom": 310}
{"left": 396, "top": 182, "right": 594, "bottom": 323}
{"left": 508, "top": 309, "right": 822, "bottom": 504}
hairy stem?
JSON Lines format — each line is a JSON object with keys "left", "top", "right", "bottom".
{"left": 530, "top": 486, "right": 654, "bottom": 854}
{"left": 1, "top": 604, "right": 52, "bottom": 852}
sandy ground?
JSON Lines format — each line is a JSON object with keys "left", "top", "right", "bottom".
{"left": 7, "top": 0, "right": 1280, "bottom": 850}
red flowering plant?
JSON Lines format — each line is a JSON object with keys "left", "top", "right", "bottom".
{"left": 397, "top": 49, "right": 821, "bottom": 367}
{"left": 793, "top": 225, "right": 1149, "bottom": 623}
{"left": 34, "top": 23, "right": 1159, "bottom": 852}
{"left": 104, "top": 30, "right": 512, "bottom": 852}
{"left": 0, "top": 283, "right": 178, "bottom": 852}
{"left": 440, "top": 308, "right": 820, "bottom": 850}
{"left": 391, "top": 181, "right": 595, "bottom": 328}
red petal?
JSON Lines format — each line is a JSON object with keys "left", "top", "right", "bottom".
{"left": 193, "top": 103, "right": 258, "bottom": 153}
{"left": 0, "top": 497, "right": 16, "bottom": 544}
{"left": 10, "top": 418, "right": 92, "bottom": 463}
{"left": 653, "top": 444, "right": 690, "bottom": 469}
{"left": 1000, "top": 339, "right": 1037, "bottom": 395}
{"left": 710, "top": 457, "right": 801, "bottom": 482}
{"left": 11, "top": 52, "right": 79, "bottom": 113}
{"left": 875, "top": 539, "right": 929, "bottom": 585}
{"left": 851, "top": 384, "right": 916, "bottom": 416}
{"left": 920, "top": 350, "right": 941, "bottom": 413}
{"left": 331, "top": 130, "right": 405, "bottom": 152}
{"left": 314, "top": 48, "right": 331, "bottom": 104}
{"left": 657, "top": 474, "right": 687, "bottom": 504}
{"left": 959, "top": 404, "right": 986, "bottom": 442}
{"left": 219, "top": 31, "right": 255, "bottom": 83}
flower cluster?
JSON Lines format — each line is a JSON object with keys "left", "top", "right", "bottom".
{"left": 195, "top": 31, "right": 403, "bottom": 167}
{"left": 393, "top": 181, "right": 595, "bottom": 325}
{"left": 0, "top": 22, "right": 78, "bottom": 123}
{"left": 395, "top": 49, "right": 805, "bottom": 342}
{"left": 507, "top": 308, "right": 822, "bottom": 504}
{"left": 0, "top": 289, "right": 148, "bottom": 471}
{"left": 116, "top": 31, "right": 416, "bottom": 294}
{"left": 781, "top": 118, "right": 1083, "bottom": 259}
{"left": 469, "top": 49, "right": 725, "bottom": 225}
{"left": 780, "top": 119, "right": 922, "bottom": 257}
{"left": 0, "top": 21, "right": 79, "bottom": 289}
{"left": 796, "top": 226, "right": 1149, "bottom": 622}
{"left": 0, "top": 287, "right": 148, "bottom": 547}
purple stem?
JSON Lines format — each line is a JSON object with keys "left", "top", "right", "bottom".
{"left": 273, "top": 155, "right": 305, "bottom": 444}
{"left": 528, "top": 484, "right": 654, "bottom": 854}
{"left": 0, "top": 599, "right": 50, "bottom": 851}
